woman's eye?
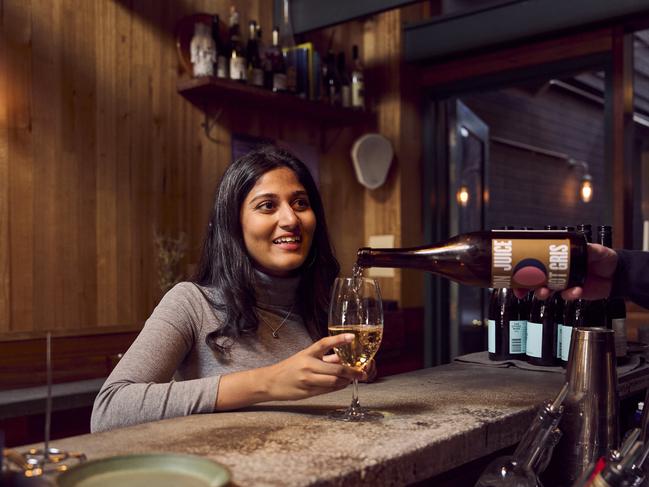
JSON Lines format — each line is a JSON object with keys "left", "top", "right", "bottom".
{"left": 256, "top": 201, "right": 275, "bottom": 211}
{"left": 293, "top": 198, "right": 310, "bottom": 210}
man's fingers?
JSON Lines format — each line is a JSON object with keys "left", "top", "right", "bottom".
{"left": 561, "top": 287, "right": 582, "bottom": 301}
{"left": 513, "top": 288, "right": 528, "bottom": 299}
{"left": 307, "top": 334, "right": 354, "bottom": 357}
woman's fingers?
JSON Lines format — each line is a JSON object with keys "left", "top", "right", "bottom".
{"left": 322, "top": 353, "right": 341, "bottom": 363}
{"left": 307, "top": 334, "right": 354, "bottom": 358}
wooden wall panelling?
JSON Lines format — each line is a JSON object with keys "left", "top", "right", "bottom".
{"left": 6, "top": 0, "right": 34, "bottom": 332}
{"left": 96, "top": 0, "right": 119, "bottom": 327}
{"left": 0, "top": 0, "right": 11, "bottom": 330}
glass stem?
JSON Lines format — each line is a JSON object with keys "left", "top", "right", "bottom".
{"left": 350, "top": 379, "right": 360, "bottom": 412}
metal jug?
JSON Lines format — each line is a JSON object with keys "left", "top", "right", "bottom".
{"left": 544, "top": 327, "right": 619, "bottom": 486}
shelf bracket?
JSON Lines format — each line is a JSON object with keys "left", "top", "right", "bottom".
{"left": 201, "top": 108, "right": 224, "bottom": 144}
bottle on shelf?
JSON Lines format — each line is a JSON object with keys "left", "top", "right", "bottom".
{"left": 279, "top": 0, "right": 297, "bottom": 94}
{"left": 356, "top": 229, "right": 588, "bottom": 290}
{"left": 228, "top": 6, "right": 247, "bottom": 82}
{"left": 526, "top": 295, "right": 558, "bottom": 366}
{"left": 190, "top": 22, "right": 216, "bottom": 78}
{"left": 212, "top": 14, "right": 228, "bottom": 79}
{"left": 323, "top": 50, "right": 340, "bottom": 105}
{"left": 488, "top": 288, "right": 526, "bottom": 361}
{"left": 351, "top": 44, "right": 365, "bottom": 110}
{"left": 475, "top": 383, "right": 569, "bottom": 487}
{"left": 270, "top": 26, "right": 287, "bottom": 92}
{"left": 246, "top": 21, "right": 264, "bottom": 87}
{"left": 338, "top": 52, "right": 352, "bottom": 108}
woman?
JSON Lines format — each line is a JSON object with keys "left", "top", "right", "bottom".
{"left": 91, "top": 147, "right": 366, "bottom": 432}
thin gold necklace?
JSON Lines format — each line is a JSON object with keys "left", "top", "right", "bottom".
{"left": 259, "top": 304, "right": 294, "bottom": 339}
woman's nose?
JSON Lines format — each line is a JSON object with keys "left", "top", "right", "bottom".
{"left": 277, "top": 203, "right": 299, "bottom": 228}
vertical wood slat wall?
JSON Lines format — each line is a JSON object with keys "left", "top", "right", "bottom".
{"left": 0, "top": 0, "right": 424, "bottom": 336}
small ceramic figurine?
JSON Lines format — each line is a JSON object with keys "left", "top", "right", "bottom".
{"left": 190, "top": 22, "right": 216, "bottom": 77}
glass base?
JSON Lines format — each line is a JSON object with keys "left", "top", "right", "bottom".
{"left": 328, "top": 406, "right": 383, "bottom": 422}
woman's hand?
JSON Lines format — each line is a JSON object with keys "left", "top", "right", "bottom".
{"left": 323, "top": 354, "right": 377, "bottom": 383}
{"left": 264, "top": 335, "right": 365, "bottom": 400}
{"left": 216, "top": 334, "right": 365, "bottom": 410}
{"left": 513, "top": 243, "right": 618, "bottom": 301}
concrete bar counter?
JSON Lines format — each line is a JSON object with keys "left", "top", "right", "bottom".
{"left": 16, "top": 362, "right": 590, "bottom": 486}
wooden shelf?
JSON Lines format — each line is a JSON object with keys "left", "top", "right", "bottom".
{"left": 177, "top": 77, "right": 374, "bottom": 126}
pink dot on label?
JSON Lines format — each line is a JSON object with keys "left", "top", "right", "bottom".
{"left": 512, "top": 266, "right": 547, "bottom": 287}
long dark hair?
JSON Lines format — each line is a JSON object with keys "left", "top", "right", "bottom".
{"left": 193, "top": 146, "right": 340, "bottom": 354}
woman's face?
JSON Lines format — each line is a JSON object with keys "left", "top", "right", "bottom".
{"left": 240, "top": 167, "right": 316, "bottom": 277}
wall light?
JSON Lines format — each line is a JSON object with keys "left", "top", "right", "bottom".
{"left": 457, "top": 184, "right": 470, "bottom": 206}
{"left": 568, "top": 158, "right": 593, "bottom": 203}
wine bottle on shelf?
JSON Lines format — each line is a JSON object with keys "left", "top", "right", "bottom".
{"left": 338, "top": 52, "right": 352, "bottom": 108}
{"left": 270, "top": 27, "right": 287, "bottom": 92}
{"left": 475, "top": 383, "right": 569, "bottom": 487}
{"left": 190, "top": 22, "right": 216, "bottom": 78}
{"left": 323, "top": 50, "right": 340, "bottom": 105}
{"left": 356, "top": 229, "right": 588, "bottom": 290}
{"left": 526, "top": 295, "right": 558, "bottom": 366}
{"left": 599, "top": 225, "right": 628, "bottom": 358}
{"left": 351, "top": 44, "right": 365, "bottom": 110}
{"left": 212, "top": 14, "right": 228, "bottom": 79}
{"left": 228, "top": 6, "right": 247, "bottom": 82}
{"left": 246, "top": 21, "right": 264, "bottom": 87}
{"left": 278, "top": 0, "right": 297, "bottom": 94}
{"left": 488, "top": 288, "right": 526, "bottom": 361}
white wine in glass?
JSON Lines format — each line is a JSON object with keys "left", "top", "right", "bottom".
{"left": 328, "top": 275, "right": 384, "bottom": 421}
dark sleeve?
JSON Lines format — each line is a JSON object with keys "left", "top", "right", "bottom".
{"left": 610, "top": 249, "right": 649, "bottom": 310}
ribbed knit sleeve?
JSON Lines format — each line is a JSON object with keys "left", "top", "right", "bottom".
{"left": 90, "top": 283, "right": 220, "bottom": 432}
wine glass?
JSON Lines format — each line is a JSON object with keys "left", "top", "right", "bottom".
{"left": 328, "top": 276, "right": 384, "bottom": 421}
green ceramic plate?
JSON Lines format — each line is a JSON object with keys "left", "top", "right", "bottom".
{"left": 56, "top": 453, "right": 230, "bottom": 487}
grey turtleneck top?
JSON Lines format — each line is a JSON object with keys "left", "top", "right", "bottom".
{"left": 91, "top": 272, "right": 317, "bottom": 433}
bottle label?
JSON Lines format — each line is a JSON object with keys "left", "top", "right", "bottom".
{"left": 491, "top": 237, "right": 571, "bottom": 290}
{"left": 352, "top": 81, "right": 364, "bottom": 108}
{"left": 488, "top": 319, "right": 495, "bottom": 353}
{"left": 250, "top": 68, "right": 264, "bottom": 87}
{"left": 217, "top": 56, "right": 228, "bottom": 78}
{"left": 526, "top": 321, "right": 543, "bottom": 358}
{"left": 556, "top": 324, "right": 563, "bottom": 358}
{"left": 560, "top": 325, "right": 573, "bottom": 361}
{"left": 509, "top": 320, "right": 527, "bottom": 354}
{"left": 273, "top": 73, "right": 287, "bottom": 91}
{"left": 341, "top": 86, "right": 352, "bottom": 108}
{"left": 230, "top": 57, "right": 247, "bottom": 81}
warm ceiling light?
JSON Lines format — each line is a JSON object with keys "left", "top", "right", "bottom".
{"left": 580, "top": 176, "right": 593, "bottom": 203}
{"left": 457, "top": 185, "right": 470, "bottom": 206}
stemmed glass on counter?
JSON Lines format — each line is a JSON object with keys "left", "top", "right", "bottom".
{"left": 327, "top": 276, "right": 384, "bottom": 421}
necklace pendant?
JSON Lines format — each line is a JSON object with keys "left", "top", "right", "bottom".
{"left": 272, "top": 331, "right": 279, "bottom": 339}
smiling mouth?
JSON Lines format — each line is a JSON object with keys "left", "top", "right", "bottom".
{"left": 273, "top": 236, "right": 302, "bottom": 244}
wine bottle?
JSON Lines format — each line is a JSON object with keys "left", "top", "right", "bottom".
{"left": 526, "top": 296, "right": 558, "bottom": 366}
{"left": 338, "top": 52, "right": 352, "bottom": 108}
{"left": 228, "top": 6, "right": 247, "bottom": 82}
{"left": 551, "top": 292, "right": 565, "bottom": 362}
{"left": 475, "top": 383, "right": 569, "bottom": 487}
{"left": 600, "top": 225, "right": 628, "bottom": 358}
{"left": 560, "top": 224, "right": 594, "bottom": 366}
{"left": 323, "top": 50, "right": 340, "bottom": 105}
{"left": 488, "top": 288, "right": 526, "bottom": 360}
{"left": 212, "top": 14, "right": 228, "bottom": 79}
{"left": 270, "top": 27, "right": 287, "bottom": 92}
{"left": 357, "top": 229, "right": 588, "bottom": 290}
{"left": 246, "top": 21, "right": 264, "bottom": 87}
{"left": 351, "top": 44, "right": 365, "bottom": 110}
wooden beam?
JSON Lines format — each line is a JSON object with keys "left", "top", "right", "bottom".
{"left": 419, "top": 28, "right": 613, "bottom": 89}
{"left": 611, "top": 27, "right": 635, "bottom": 248}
